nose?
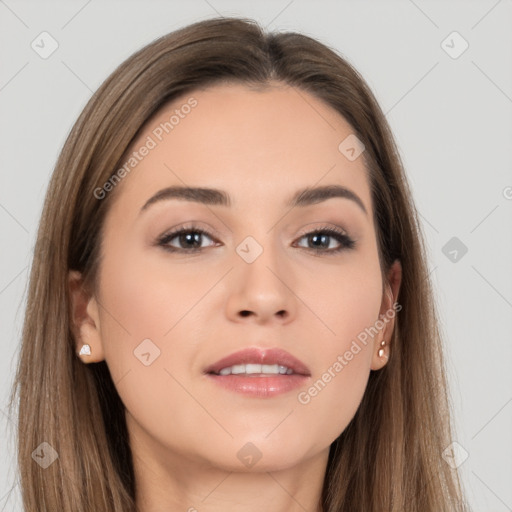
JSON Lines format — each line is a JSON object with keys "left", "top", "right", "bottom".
{"left": 224, "top": 238, "right": 297, "bottom": 325}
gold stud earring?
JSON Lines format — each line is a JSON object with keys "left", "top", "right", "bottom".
{"left": 79, "top": 344, "right": 91, "bottom": 356}
{"left": 378, "top": 340, "right": 386, "bottom": 358}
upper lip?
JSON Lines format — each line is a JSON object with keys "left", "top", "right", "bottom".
{"left": 204, "top": 347, "right": 311, "bottom": 376}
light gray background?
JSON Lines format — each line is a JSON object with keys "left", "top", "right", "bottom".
{"left": 1, "top": 1, "right": 511, "bottom": 510}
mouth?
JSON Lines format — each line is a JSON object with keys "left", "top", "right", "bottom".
{"left": 203, "top": 347, "right": 311, "bottom": 398}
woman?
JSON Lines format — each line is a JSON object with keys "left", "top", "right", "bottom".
{"left": 9, "top": 16, "right": 469, "bottom": 511}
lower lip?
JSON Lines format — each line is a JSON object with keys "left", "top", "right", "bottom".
{"left": 206, "top": 373, "right": 309, "bottom": 398}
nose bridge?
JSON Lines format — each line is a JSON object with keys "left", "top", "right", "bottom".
{"left": 235, "top": 229, "right": 286, "bottom": 287}
{"left": 227, "top": 227, "right": 295, "bottom": 321}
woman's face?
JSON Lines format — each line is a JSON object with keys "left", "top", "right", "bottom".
{"left": 73, "top": 82, "right": 400, "bottom": 474}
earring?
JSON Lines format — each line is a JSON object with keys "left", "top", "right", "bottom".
{"left": 79, "top": 344, "right": 91, "bottom": 356}
{"left": 378, "top": 340, "right": 386, "bottom": 358}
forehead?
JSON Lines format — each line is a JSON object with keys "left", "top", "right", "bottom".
{"left": 109, "top": 82, "right": 372, "bottom": 215}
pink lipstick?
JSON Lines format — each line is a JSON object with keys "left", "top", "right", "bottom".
{"left": 204, "top": 347, "right": 310, "bottom": 398}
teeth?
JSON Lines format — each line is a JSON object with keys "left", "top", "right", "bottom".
{"left": 246, "top": 363, "right": 262, "bottom": 374}
{"left": 231, "top": 364, "right": 246, "bottom": 375}
{"left": 216, "top": 363, "right": 294, "bottom": 376}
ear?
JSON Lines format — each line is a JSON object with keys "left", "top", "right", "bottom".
{"left": 68, "top": 270, "right": 105, "bottom": 363}
{"left": 370, "top": 259, "right": 402, "bottom": 371}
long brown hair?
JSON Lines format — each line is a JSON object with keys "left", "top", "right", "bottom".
{"left": 8, "top": 16, "right": 469, "bottom": 511}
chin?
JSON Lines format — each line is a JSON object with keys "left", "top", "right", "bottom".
{"left": 196, "top": 435, "right": 322, "bottom": 473}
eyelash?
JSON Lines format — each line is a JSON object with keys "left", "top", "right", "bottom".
{"left": 156, "top": 223, "right": 356, "bottom": 255}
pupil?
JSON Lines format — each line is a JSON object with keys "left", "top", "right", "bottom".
{"left": 311, "top": 234, "right": 328, "bottom": 248}
{"left": 181, "top": 232, "right": 201, "bottom": 247}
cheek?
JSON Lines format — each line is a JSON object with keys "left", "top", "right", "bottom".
{"left": 295, "top": 286, "right": 381, "bottom": 446}
{"left": 297, "top": 256, "right": 382, "bottom": 438}
{"left": 98, "top": 243, "right": 221, "bottom": 343}
{"left": 295, "top": 344, "right": 371, "bottom": 452}
{"left": 95, "top": 251, "right": 210, "bottom": 453}
{"left": 307, "top": 247, "right": 383, "bottom": 352}
{"left": 94, "top": 244, "right": 227, "bottom": 417}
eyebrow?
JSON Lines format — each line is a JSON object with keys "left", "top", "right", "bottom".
{"left": 140, "top": 184, "right": 368, "bottom": 216}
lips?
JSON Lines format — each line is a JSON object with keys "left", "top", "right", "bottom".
{"left": 204, "top": 347, "right": 311, "bottom": 376}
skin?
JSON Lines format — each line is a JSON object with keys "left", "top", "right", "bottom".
{"left": 69, "top": 81, "right": 402, "bottom": 512}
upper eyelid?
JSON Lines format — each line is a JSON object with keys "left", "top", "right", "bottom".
{"left": 159, "top": 223, "right": 350, "bottom": 240}
{"left": 295, "top": 223, "right": 349, "bottom": 237}
{"left": 159, "top": 223, "right": 221, "bottom": 241}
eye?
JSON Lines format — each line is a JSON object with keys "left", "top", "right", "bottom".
{"left": 294, "top": 227, "right": 356, "bottom": 254}
{"left": 157, "top": 224, "right": 218, "bottom": 253}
